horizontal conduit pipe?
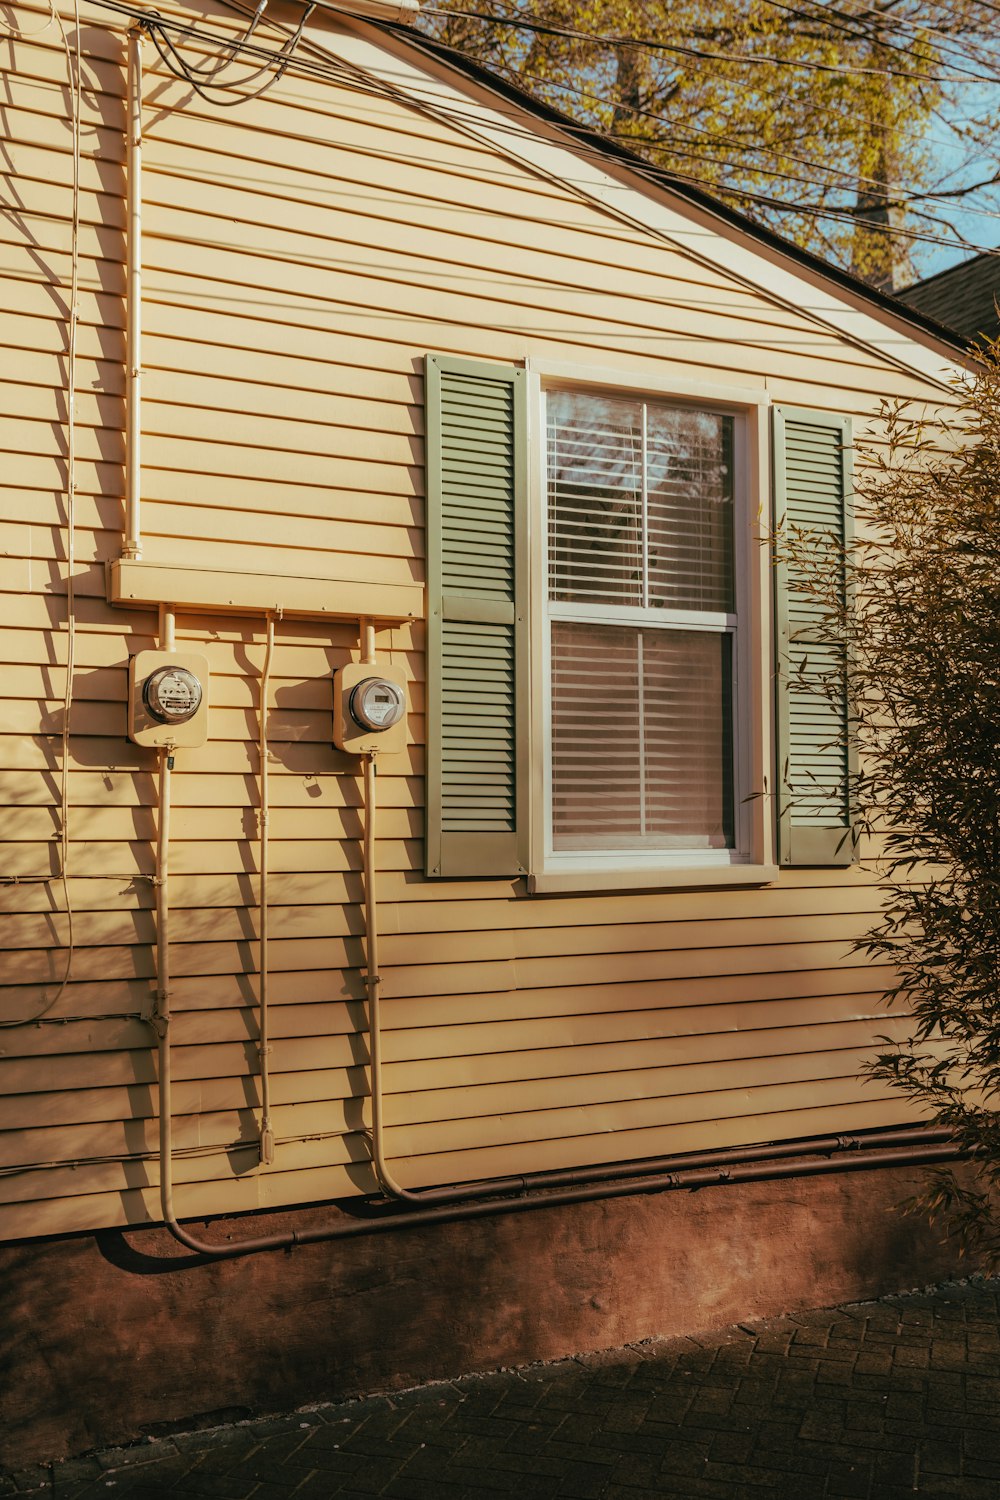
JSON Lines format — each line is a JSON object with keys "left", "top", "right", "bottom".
{"left": 153, "top": 1131, "right": 962, "bottom": 1261}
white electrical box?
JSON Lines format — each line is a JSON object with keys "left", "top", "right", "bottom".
{"left": 333, "top": 662, "right": 407, "bottom": 755}
{"left": 128, "top": 650, "right": 210, "bottom": 747}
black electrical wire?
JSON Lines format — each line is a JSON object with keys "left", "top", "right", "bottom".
{"left": 172, "top": 0, "right": 269, "bottom": 81}
{"left": 419, "top": 3, "right": 990, "bottom": 86}
{"left": 756, "top": 0, "right": 977, "bottom": 78}
{"left": 533, "top": 70, "right": 1000, "bottom": 230}
{"left": 81, "top": 0, "right": 1000, "bottom": 260}
{"left": 438, "top": 51, "right": 997, "bottom": 255}
{"left": 143, "top": 0, "right": 316, "bottom": 106}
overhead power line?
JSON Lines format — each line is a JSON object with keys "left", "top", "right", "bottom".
{"left": 414, "top": 8, "right": 1000, "bottom": 266}
{"left": 517, "top": 65, "right": 1000, "bottom": 231}
{"left": 55, "top": 0, "right": 1000, "bottom": 268}
{"left": 420, "top": 3, "right": 997, "bottom": 86}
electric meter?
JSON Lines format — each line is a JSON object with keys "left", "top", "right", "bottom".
{"left": 349, "top": 677, "right": 405, "bottom": 733}
{"left": 128, "top": 650, "right": 210, "bottom": 748}
{"left": 143, "top": 665, "right": 204, "bottom": 725}
{"left": 333, "top": 661, "right": 407, "bottom": 755}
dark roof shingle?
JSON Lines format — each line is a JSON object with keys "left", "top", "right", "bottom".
{"left": 898, "top": 252, "right": 1000, "bottom": 344}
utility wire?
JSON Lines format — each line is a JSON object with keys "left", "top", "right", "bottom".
{"left": 73, "top": 0, "right": 1000, "bottom": 265}
{"left": 84, "top": 0, "right": 358, "bottom": 87}
{"left": 7, "top": 0, "right": 987, "bottom": 275}
{"left": 607, "top": 128, "right": 1000, "bottom": 233}
{"left": 756, "top": 0, "right": 982, "bottom": 78}
{"left": 531, "top": 68, "right": 1000, "bottom": 231}
{"left": 489, "top": 59, "right": 998, "bottom": 252}
{"left": 175, "top": 0, "right": 269, "bottom": 79}
{"left": 0, "top": 0, "right": 57, "bottom": 36}
{"left": 144, "top": 0, "right": 316, "bottom": 105}
{"left": 420, "top": 3, "right": 996, "bottom": 85}
{"left": 414, "top": 10, "right": 1000, "bottom": 229}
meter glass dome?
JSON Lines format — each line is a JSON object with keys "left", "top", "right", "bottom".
{"left": 143, "top": 665, "right": 204, "bottom": 724}
{"left": 350, "top": 677, "right": 405, "bottom": 732}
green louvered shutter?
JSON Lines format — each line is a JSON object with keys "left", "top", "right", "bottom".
{"left": 773, "top": 406, "right": 857, "bottom": 866}
{"left": 425, "top": 355, "right": 529, "bottom": 877}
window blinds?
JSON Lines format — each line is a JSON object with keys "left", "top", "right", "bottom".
{"left": 550, "top": 622, "right": 733, "bottom": 850}
{"left": 546, "top": 391, "right": 736, "bottom": 853}
{"left": 547, "top": 392, "right": 734, "bottom": 612}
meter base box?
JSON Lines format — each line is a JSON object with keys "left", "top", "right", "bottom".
{"left": 334, "top": 662, "right": 407, "bottom": 755}
{"left": 128, "top": 650, "right": 210, "bottom": 747}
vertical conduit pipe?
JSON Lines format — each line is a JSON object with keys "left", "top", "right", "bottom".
{"left": 363, "top": 734, "right": 469, "bottom": 1203}
{"left": 357, "top": 619, "right": 425, "bottom": 1200}
{"left": 357, "top": 619, "right": 534, "bottom": 1203}
{"left": 258, "top": 613, "right": 275, "bottom": 1165}
{"left": 358, "top": 619, "right": 391, "bottom": 1190}
{"left": 363, "top": 748, "right": 392, "bottom": 1192}
{"left": 123, "top": 23, "right": 143, "bottom": 560}
{"left": 153, "top": 606, "right": 176, "bottom": 1226}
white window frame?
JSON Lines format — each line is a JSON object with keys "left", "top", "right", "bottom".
{"left": 525, "top": 360, "right": 777, "bottom": 892}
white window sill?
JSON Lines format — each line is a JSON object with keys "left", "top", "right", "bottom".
{"left": 528, "top": 864, "right": 779, "bottom": 894}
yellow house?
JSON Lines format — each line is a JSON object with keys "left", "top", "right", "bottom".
{"left": 0, "top": 0, "right": 975, "bottom": 1466}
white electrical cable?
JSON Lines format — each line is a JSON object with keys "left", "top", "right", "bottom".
{"left": 0, "top": 0, "right": 56, "bottom": 35}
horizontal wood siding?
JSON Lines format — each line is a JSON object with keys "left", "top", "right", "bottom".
{"left": 0, "top": 0, "right": 956, "bottom": 1240}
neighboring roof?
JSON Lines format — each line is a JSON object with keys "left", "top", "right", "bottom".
{"left": 897, "top": 252, "right": 1000, "bottom": 346}
{"left": 382, "top": 20, "right": 973, "bottom": 359}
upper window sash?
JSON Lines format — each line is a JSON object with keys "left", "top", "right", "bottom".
{"left": 546, "top": 388, "right": 736, "bottom": 616}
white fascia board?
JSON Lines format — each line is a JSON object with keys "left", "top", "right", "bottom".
{"left": 308, "top": 23, "right": 969, "bottom": 393}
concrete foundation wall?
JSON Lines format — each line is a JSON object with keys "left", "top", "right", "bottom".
{"left": 2, "top": 1161, "right": 968, "bottom": 1471}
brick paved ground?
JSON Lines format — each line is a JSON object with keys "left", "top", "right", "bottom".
{"left": 6, "top": 1279, "right": 1000, "bottom": 1500}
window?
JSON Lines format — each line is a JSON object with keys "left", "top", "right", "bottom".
{"left": 543, "top": 388, "right": 738, "bottom": 867}
{"left": 424, "top": 355, "right": 855, "bottom": 887}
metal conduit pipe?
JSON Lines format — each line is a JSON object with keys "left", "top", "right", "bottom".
{"left": 158, "top": 602, "right": 175, "bottom": 652}
{"left": 153, "top": 1131, "right": 962, "bottom": 1262}
{"left": 123, "top": 23, "right": 144, "bottom": 560}
{"left": 357, "top": 616, "right": 400, "bottom": 1196}
{"left": 152, "top": 625, "right": 965, "bottom": 1256}
{"left": 258, "top": 612, "right": 276, "bottom": 1166}
{"left": 357, "top": 616, "right": 450, "bottom": 1202}
{"left": 152, "top": 606, "right": 177, "bottom": 1227}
